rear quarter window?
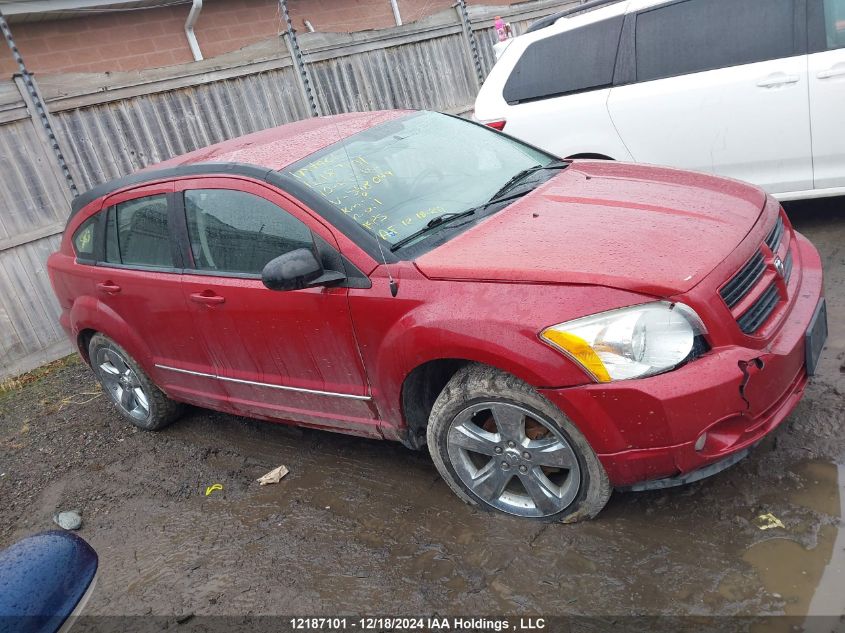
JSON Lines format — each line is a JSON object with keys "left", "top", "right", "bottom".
{"left": 503, "top": 16, "right": 624, "bottom": 104}
{"left": 72, "top": 215, "right": 97, "bottom": 261}
{"left": 635, "top": 0, "right": 797, "bottom": 83}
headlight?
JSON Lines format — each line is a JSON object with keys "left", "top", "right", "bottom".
{"left": 539, "top": 302, "right": 707, "bottom": 382}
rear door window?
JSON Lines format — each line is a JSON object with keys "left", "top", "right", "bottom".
{"left": 104, "top": 194, "right": 173, "bottom": 268}
{"left": 503, "top": 16, "right": 624, "bottom": 104}
{"left": 183, "top": 189, "right": 313, "bottom": 275}
{"left": 635, "top": 0, "right": 797, "bottom": 83}
{"left": 810, "top": 0, "right": 845, "bottom": 51}
{"left": 824, "top": 0, "right": 845, "bottom": 48}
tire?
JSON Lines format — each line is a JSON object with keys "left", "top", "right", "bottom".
{"left": 427, "top": 364, "right": 611, "bottom": 522}
{"left": 88, "top": 333, "right": 183, "bottom": 431}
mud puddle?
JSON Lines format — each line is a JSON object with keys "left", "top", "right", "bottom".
{"left": 743, "top": 461, "right": 845, "bottom": 618}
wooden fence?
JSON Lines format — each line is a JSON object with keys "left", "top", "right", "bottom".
{"left": 0, "top": 0, "right": 577, "bottom": 379}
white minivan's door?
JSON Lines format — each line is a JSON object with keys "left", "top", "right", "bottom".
{"left": 808, "top": 0, "right": 845, "bottom": 191}
{"left": 607, "top": 0, "right": 812, "bottom": 195}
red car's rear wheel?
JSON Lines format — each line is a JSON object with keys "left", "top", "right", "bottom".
{"left": 89, "top": 333, "right": 183, "bottom": 431}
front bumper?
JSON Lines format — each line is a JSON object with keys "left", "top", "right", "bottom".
{"left": 539, "top": 233, "right": 825, "bottom": 487}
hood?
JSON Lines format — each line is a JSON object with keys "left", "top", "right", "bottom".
{"left": 414, "top": 161, "right": 767, "bottom": 297}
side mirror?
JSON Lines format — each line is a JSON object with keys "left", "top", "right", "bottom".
{"left": 261, "top": 248, "right": 346, "bottom": 291}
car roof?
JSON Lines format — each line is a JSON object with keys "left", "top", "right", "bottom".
{"left": 526, "top": 0, "right": 628, "bottom": 33}
{"left": 528, "top": 0, "right": 676, "bottom": 33}
{"left": 146, "top": 109, "right": 411, "bottom": 173}
{"left": 68, "top": 109, "right": 411, "bottom": 222}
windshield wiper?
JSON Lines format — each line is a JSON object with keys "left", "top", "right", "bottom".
{"left": 389, "top": 209, "right": 478, "bottom": 252}
{"left": 388, "top": 161, "right": 568, "bottom": 252}
{"left": 487, "top": 159, "right": 569, "bottom": 202}
{"left": 389, "top": 186, "right": 547, "bottom": 252}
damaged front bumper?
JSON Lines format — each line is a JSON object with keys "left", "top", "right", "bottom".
{"left": 616, "top": 444, "right": 756, "bottom": 492}
{"left": 540, "top": 233, "right": 825, "bottom": 488}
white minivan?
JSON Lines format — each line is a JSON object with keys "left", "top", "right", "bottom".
{"left": 475, "top": 0, "right": 845, "bottom": 201}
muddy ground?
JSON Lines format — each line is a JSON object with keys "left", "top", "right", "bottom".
{"left": 1, "top": 200, "right": 844, "bottom": 627}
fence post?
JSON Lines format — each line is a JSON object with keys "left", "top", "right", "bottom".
{"left": 454, "top": 0, "right": 485, "bottom": 89}
{"left": 279, "top": 0, "right": 320, "bottom": 117}
{"left": 12, "top": 75, "right": 75, "bottom": 207}
{"left": 1, "top": 11, "right": 78, "bottom": 200}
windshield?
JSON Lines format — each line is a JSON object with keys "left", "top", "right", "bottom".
{"left": 281, "top": 111, "right": 555, "bottom": 247}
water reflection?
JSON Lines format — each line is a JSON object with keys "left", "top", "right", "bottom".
{"left": 805, "top": 463, "right": 845, "bottom": 624}
{"left": 744, "top": 461, "right": 845, "bottom": 629}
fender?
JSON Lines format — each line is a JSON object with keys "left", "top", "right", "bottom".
{"left": 350, "top": 266, "right": 654, "bottom": 428}
{"left": 376, "top": 320, "right": 584, "bottom": 426}
{"left": 69, "top": 295, "right": 156, "bottom": 377}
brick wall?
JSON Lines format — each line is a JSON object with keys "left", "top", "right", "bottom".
{"left": 0, "top": 0, "right": 522, "bottom": 77}
{"left": 287, "top": 0, "right": 455, "bottom": 32}
{"left": 0, "top": 0, "right": 281, "bottom": 75}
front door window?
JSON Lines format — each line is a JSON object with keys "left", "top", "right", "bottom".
{"left": 184, "top": 189, "right": 312, "bottom": 275}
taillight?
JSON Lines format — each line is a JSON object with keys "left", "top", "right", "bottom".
{"left": 485, "top": 120, "right": 506, "bottom": 131}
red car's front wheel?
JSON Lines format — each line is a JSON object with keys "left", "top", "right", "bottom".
{"left": 427, "top": 364, "right": 611, "bottom": 521}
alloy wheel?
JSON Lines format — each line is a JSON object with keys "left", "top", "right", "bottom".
{"left": 446, "top": 401, "right": 581, "bottom": 518}
{"left": 95, "top": 347, "right": 150, "bottom": 421}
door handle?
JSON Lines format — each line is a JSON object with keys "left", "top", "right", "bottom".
{"left": 756, "top": 73, "right": 800, "bottom": 88}
{"left": 96, "top": 281, "right": 121, "bottom": 294}
{"left": 190, "top": 291, "right": 226, "bottom": 306}
{"left": 817, "top": 67, "right": 845, "bottom": 80}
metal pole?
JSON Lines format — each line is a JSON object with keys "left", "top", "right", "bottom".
{"left": 0, "top": 10, "right": 78, "bottom": 197}
{"left": 455, "top": 0, "right": 484, "bottom": 87}
{"left": 389, "top": 0, "right": 403, "bottom": 26}
{"left": 279, "top": 0, "right": 320, "bottom": 117}
{"left": 185, "top": 0, "right": 204, "bottom": 62}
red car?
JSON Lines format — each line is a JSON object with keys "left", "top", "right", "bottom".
{"left": 48, "top": 110, "right": 827, "bottom": 521}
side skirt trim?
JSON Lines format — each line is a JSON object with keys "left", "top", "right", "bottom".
{"left": 154, "top": 364, "right": 372, "bottom": 401}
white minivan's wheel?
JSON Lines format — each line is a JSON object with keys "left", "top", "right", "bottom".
{"left": 89, "top": 333, "right": 183, "bottom": 431}
{"left": 427, "top": 364, "right": 611, "bottom": 522}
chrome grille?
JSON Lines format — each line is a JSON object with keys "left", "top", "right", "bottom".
{"left": 719, "top": 251, "right": 765, "bottom": 308}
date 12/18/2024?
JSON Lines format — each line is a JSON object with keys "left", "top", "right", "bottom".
{"left": 289, "top": 617, "right": 547, "bottom": 630}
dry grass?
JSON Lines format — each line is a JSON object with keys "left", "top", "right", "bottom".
{"left": 0, "top": 355, "right": 81, "bottom": 395}
{"left": 31, "top": 387, "right": 103, "bottom": 416}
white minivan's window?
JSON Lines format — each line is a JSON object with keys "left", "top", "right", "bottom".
{"left": 824, "top": 0, "right": 845, "bottom": 49}
{"left": 635, "top": 0, "right": 796, "bottom": 82}
{"left": 502, "top": 16, "right": 624, "bottom": 104}
{"left": 283, "top": 112, "right": 554, "bottom": 247}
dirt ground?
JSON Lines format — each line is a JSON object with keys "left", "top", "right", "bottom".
{"left": 1, "top": 200, "right": 844, "bottom": 626}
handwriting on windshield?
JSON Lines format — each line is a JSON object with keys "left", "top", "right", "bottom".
{"left": 291, "top": 154, "right": 442, "bottom": 241}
